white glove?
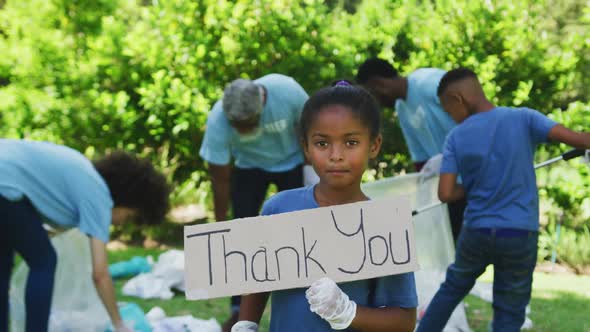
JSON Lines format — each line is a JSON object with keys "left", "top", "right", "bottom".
{"left": 420, "top": 154, "right": 443, "bottom": 179}
{"left": 231, "top": 321, "right": 259, "bottom": 332}
{"left": 303, "top": 164, "right": 320, "bottom": 186}
{"left": 305, "top": 277, "right": 357, "bottom": 330}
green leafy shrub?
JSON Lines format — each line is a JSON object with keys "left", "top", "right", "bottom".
{"left": 539, "top": 223, "right": 590, "bottom": 272}
{"left": 0, "top": 0, "right": 588, "bottom": 248}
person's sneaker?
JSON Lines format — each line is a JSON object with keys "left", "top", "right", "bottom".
{"left": 222, "top": 311, "right": 240, "bottom": 332}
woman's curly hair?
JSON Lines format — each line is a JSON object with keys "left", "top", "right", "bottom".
{"left": 93, "top": 151, "right": 171, "bottom": 225}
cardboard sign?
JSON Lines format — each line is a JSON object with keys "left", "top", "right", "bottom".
{"left": 184, "top": 196, "right": 419, "bottom": 300}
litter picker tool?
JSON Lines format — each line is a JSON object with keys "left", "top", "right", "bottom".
{"left": 411, "top": 148, "right": 587, "bottom": 217}
{"left": 534, "top": 148, "right": 586, "bottom": 169}
{"left": 412, "top": 201, "right": 444, "bottom": 216}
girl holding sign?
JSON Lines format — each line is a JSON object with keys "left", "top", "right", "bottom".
{"left": 232, "top": 82, "right": 418, "bottom": 331}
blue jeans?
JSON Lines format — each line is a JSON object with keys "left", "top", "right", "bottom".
{"left": 416, "top": 227, "right": 538, "bottom": 332}
{"left": 0, "top": 196, "right": 57, "bottom": 332}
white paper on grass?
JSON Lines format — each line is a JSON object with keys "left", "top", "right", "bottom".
{"left": 146, "top": 306, "right": 222, "bottom": 332}
{"left": 122, "top": 249, "right": 186, "bottom": 300}
{"left": 184, "top": 196, "right": 419, "bottom": 300}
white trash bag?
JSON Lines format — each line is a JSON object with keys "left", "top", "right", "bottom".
{"left": 122, "top": 250, "right": 185, "bottom": 300}
{"left": 9, "top": 229, "right": 110, "bottom": 332}
{"left": 146, "top": 306, "right": 221, "bottom": 332}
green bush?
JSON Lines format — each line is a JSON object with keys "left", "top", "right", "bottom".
{"left": 0, "top": 0, "right": 588, "bottom": 247}
{"left": 537, "top": 102, "right": 590, "bottom": 229}
{"left": 539, "top": 223, "right": 590, "bottom": 272}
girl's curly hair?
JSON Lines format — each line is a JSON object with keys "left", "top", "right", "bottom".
{"left": 93, "top": 151, "right": 171, "bottom": 225}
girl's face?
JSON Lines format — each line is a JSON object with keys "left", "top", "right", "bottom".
{"left": 303, "top": 104, "right": 382, "bottom": 190}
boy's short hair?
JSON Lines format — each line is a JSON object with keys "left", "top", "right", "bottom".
{"left": 356, "top": 58, "right": 399, "bottom": 84}
{"left": 437, "top": 68, "right": 478, "bottom": 96}
{"left": 222, "top": 79, "right": 263, "bottom": 122}
{"left": 93, "top": 152, "right": 170, "bottom": 225}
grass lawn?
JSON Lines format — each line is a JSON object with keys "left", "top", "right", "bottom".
{"left": 464, "top": 267, "right": 590, "bottom": 332}
{"left": 109, "top": 248, "right": 590, "bottom": 332}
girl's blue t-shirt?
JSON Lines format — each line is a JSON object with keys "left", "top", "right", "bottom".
{"left": 0, "top": 139, "right": 113, "bottom": 243}
{"left": 440, "top": 107, "right": 558, "bottom": 231}
{"left": 261, "top": 185, "right": 418, "bottom": 332}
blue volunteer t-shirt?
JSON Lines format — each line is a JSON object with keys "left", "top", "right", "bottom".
{"left": 440, "top": 107, "right": 558, "bottom": 231}
{"left": 0, "top": 139, "right": 113, "bottom": 243}
{"left": 262, "top": 185, "right": 418, "bottom": 332}
{"left": 199, "top": 74, "right": 307, "bottom": 172}
{"left": 396, "top": 68, "right": 457, "bottom": 163}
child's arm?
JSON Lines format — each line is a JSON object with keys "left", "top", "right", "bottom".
{"left": 438, "top": 173, "right": 465, "bottom": 203}
{"left": 438, "top": 131, "right": 464, "bottom": 203}
{"left": 209, "top": 163, "right": 232, "bottom": 222}
{"left": 547, "top": 125, "right": 590, "bottom": 149}
{"left": 89, "top": 237, "right": 131, "bottom": 331}
{"left": 306, "top": 278, "right": 416, "bottom": 332}
{"left": 232, "top": 292, "right": 270, "bottom": 331}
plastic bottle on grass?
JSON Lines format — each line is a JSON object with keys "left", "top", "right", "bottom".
{"left": 109, "top": 256, "right": 152, "bottom": 278}
{"left": 107, "top": 302, "right": 152, "bottom": 332}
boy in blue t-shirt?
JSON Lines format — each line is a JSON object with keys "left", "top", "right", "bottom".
{"left": 356, "top": 59, "right": 456, "bottom": 167}
{"left": 356, "top": 58, "right": 465, "bottom": 243}
{"left": 416, "top": 68, "right": 590, "bottom": 332}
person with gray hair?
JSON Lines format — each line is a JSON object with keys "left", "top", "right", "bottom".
{"left": 198, "top": 74, "right": 309, "bottom": 332}
{"left": 222, "top": 79, "right": 264, "bottom": 125}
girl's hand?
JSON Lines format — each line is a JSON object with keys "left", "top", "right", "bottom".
{"left": 231, "top": 321, "right": 259, "bottom": 332}
{"left": 305, "top": 277, "right": 357, "bottom": 330}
